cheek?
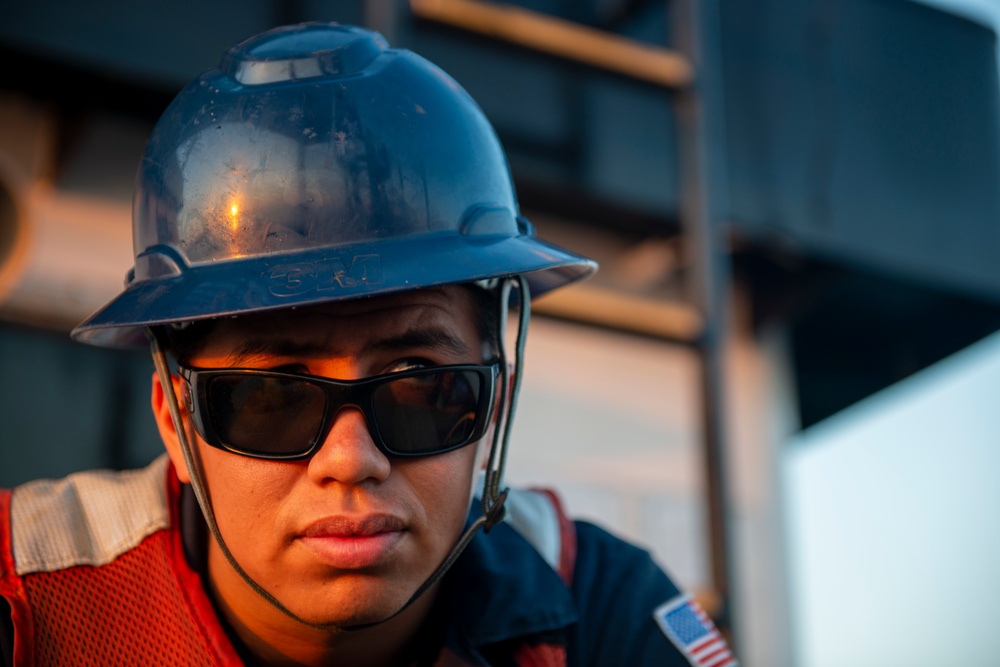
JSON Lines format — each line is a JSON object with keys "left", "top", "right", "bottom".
{"left": 404, "top": 447, "right": 479, "bottom": 534}
{"left": 198, "top": 445, "right": 299, "bottom": 532}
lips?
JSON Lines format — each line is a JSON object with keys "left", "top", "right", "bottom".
{"left": 298, "top": 514, "right": 407, "bottom": 568}
{"left": 303, "top": 514, "right": 406, "bottom": 538}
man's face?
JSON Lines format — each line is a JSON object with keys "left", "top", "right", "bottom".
{"left": 155, "top": 285, "right": 489, "bottom": 628}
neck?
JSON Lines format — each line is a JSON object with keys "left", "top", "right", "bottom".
{"left": 205, "top": 543, "right": 442, "bottom": 667}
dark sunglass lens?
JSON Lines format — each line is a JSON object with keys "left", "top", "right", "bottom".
{"left": 207, "top": 375, "right": 326, "bottom": 456}
{"left": 371, "top": 369, "right": 482, "bottom": 454}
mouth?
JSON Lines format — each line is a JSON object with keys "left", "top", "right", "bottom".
{"left": 298, "top": 514, "right": 407, "bottom": 569}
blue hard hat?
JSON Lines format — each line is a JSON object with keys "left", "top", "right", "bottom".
{"left": 71, "top": 22, "right": 596, "bottom": 347}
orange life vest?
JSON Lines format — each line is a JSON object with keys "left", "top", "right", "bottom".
{"left": 0, "top": 457, "right": 576, "bottom": 666}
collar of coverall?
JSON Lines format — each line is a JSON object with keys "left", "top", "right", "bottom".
{"left": 148, "top": 275, "right": 530, "bottom": 631}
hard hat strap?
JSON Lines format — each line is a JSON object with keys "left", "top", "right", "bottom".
{"left": 482, "top": 274, "right": 529, "bottom": 531}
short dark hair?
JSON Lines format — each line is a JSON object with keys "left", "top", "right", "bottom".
{"left": 463, "top": 283, "right": 500, "bottom": 361}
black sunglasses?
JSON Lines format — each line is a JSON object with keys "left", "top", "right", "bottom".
{"left": 177, "top": 364, "right": 498, "bottom": 460}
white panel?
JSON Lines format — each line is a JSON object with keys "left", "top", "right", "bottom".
{"left": 784, "top": 330, "right": 1000, "bottom": 666}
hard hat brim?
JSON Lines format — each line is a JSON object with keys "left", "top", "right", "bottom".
{"left": 71, "top": 233, "right": 596, "bottom": 348}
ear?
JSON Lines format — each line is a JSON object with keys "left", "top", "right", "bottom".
{"left": 150, "top": 371, "right": 192, "bottom": 483}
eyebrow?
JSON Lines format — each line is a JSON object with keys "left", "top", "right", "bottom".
{"left": 226, "top": 326, "right": 471, "bottom": 366}
{"left": 363, "top": 328, "right": 471, "bottom": 358}
{"left": 228, "top": 338, "right": 331, "bottom": 366}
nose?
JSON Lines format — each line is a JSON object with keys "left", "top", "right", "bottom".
{"left": 306, "top": 406, "right": 391, "bottom": 485}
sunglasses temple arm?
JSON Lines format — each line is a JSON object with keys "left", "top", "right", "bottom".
{"left": 148, "top": 328, "right": 329, "bottom": 630}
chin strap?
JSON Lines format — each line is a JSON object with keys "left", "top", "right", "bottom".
{"left": 148, "top": 275, "right": 531, "bottom": 632}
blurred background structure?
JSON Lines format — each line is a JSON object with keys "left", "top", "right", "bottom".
{"left": 1, "top": 1, "right": 999, "bottom": 665}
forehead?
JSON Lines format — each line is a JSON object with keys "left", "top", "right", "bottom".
{"left": 190, "top": 285, "right": 481, "bottom": 363}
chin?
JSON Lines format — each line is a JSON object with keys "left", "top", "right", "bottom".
{"left": 286, "top": 576, "right": 415, "bottom": 629}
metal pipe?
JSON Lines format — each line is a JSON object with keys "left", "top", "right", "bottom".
{"left": 410, "top": 0, "right": 694, "bottom": 89}
{"left": 673, "top": 0, "right": 737, "bottom": 641}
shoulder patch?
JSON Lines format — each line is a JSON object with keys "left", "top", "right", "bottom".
{"left": 10, "top": 455, "right": 170, "bottom": 575}
{"left": 653, "top": 594, "right": 738, "bottom": 667}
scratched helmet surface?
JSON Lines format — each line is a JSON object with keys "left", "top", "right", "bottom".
{"left": 71, "top": 22, "right": 595, "bottom": 348}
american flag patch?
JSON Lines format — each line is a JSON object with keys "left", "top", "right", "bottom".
{"left": 653, "top": 594, "right": 738, "bottom": 667}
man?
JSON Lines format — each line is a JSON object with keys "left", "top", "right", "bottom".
{"left": 0, "top": 22, "right": 737, "bottom": 666}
